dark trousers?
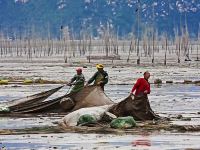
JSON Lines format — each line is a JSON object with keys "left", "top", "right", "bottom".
{"left": 100, "top": 85, "right": 104, "bottom": 91}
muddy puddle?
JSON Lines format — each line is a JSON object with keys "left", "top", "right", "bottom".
{"left": 0, "top": 84, "right": 200, "bottom": 149}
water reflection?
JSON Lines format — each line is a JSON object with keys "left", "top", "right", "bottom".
{"left": 132, "top": 139, "right": 151, "bottom": 147}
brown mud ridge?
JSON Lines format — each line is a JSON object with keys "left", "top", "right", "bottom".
{"left": 0, "top": 79, "right": 200, "bottom": 85}
{"left": 0, "top": 78, "right": 67, "bottom": 85}
{"left": 1, "top": 121, "right": 200, "bottom": 135}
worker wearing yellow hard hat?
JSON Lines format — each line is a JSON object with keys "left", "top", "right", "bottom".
{"left": 96, "top": 64, "right": 104, "bottom": 69}
{"left": 85, "top": 64, "right": 108, "bottom": 91}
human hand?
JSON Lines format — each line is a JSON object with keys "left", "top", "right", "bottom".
{"left": 84, "top": 83, "right": 89, "bottom": 87}
{"left": 144, "top": 90, "right": 148, "bottom": 94}
{"left": 97, "top": 81, "right": 103, "bottom": 85}
{"left": 67, "top": 83, "right": 72, "bottom": 86}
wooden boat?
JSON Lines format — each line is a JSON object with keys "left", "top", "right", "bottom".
{"left": 1, "top": 86, "right": 63, "bottom": 112}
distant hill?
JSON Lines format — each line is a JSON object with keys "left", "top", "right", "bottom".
{"left": 0, "top": 0, "right": 199, "bottom": 38}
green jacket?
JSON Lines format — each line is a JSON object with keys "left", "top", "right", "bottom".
{"left": 70, "top": 74, "right": 85, "bottom": 93}
{"left": 87, "top": 71, "right": 108, "bottom": 85}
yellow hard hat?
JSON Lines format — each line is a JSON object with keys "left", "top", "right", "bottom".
{"left": 96, "top": 64, "right": 104, "bottom": 69}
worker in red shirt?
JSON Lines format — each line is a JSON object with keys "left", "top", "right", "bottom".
{"left": 130, "top": 71, "right": 151, "bottom": 96}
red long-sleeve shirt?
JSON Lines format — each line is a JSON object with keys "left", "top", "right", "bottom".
{"left": 131, "top": 78, "right": 150, "bottom": 96}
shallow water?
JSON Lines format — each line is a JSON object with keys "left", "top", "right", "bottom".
{"left": 1, "top": 63, "right": 200, "bottom": 85}
{"left": 1, "top": 132, "right": 200, "bottom": 150}
{"left": 0, "top": 84, "right": 200, "bottom": 129}
{"left": 0, "top": 84, "right": 200, "bottom": 149}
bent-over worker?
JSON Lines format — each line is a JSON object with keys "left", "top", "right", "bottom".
{"left": 130, "top": 71, "right": 151, "bottom": 97}
{"left": 85, "top": 64, "right": 108, "bottom": 91}
{"left": 67, "top": 68, "right": 85, "bottom": 93}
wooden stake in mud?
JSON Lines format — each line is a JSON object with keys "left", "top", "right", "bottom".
{"left": 152, "top": 3, "right": 156, "bottom": 64}
{"left": 127, "top": 40, "right": 133, "bottom": 62}
{"left": 152, "top": 34, "right": 155, "bottom": 64}
{"left": 196, "top": 23, "right": 200, "bottom": 61}
{"left": 88, "top": 34, "right": 92, "bottom": 63}
{"left": 178, "top": 37, "right": 181, "bottom": 63}
{"left": 164, "top": 35, "right": 168, "bottom": 66}
{"left": 174, "top": 28, "right": 181, "bottom": 63}
{"left": 136, "top": 0, "right": 141, "bottom": 65}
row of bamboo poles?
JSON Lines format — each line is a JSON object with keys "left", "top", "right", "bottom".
{"left": 0, "top": 26, "right": 199, "bottom": 64}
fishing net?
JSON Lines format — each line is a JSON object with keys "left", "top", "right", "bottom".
{"left": 109, "top": 95, "right": 160, "bottom": 121}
